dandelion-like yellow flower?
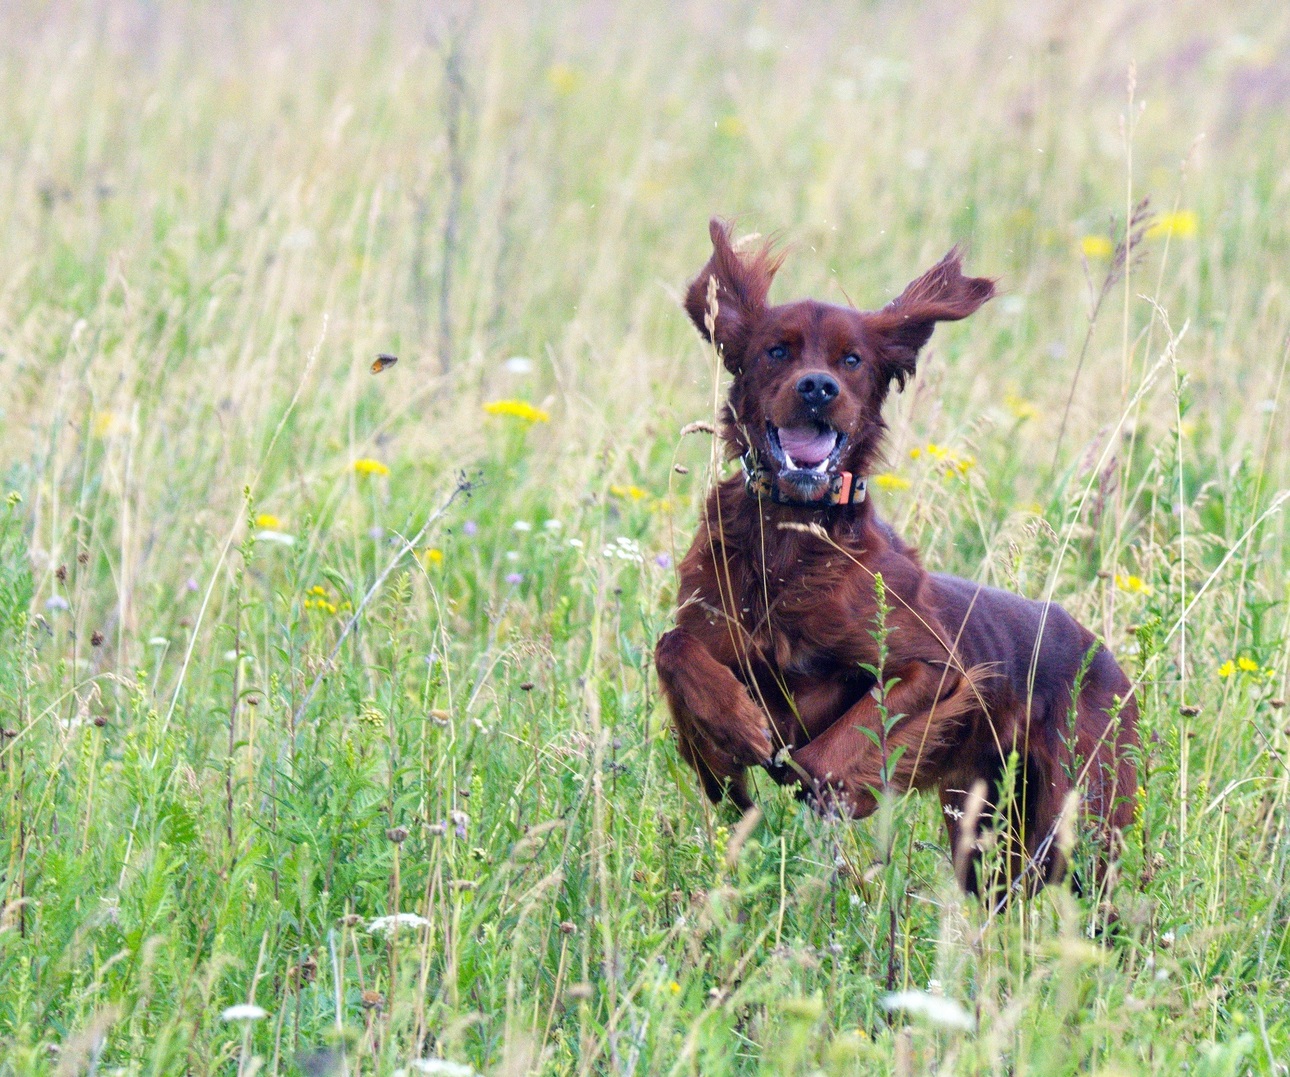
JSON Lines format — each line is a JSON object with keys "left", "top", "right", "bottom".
{"left": 546, "top": 63, "right": 580, "bottom": 95}
{"left": 1217, "top": 660, "right": 1236, "bottom": 679}
{"left": 1237, "top": 656, "right": 1259, "bottom": 673}
{"left": 609, "top": 484, "right": 647, "bottom": 501}
{"left": 873, "top": 473, "right": 912, "bottom": 491}
{"left": 483, "top": 399, "right": 550, "bottom": 423}
{"left": 353, "top": 458, "right": 390, "bottom": 477}
{"left": 1147, "top": 211, "right": 1198, "bottom": 240}
{"left": 423, "top": 547, "right": 444, "bottom": 567}
{"left": 1080, "top": 235, "right": 1114, "bottom": 259}
{"left": 668, "top": 981, "right": 681, "bottom": 994}
{"left": 1114, "top": 573, "right": 1151, "bottom": 595}
{"left": 255, "top": 513, "right": 283, "bottom": 530}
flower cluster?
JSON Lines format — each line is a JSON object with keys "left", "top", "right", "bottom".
{"left": 1004, "top": 392, "right": 1038, "bottom": 422}
{"left": 1147, "top": 211, "right": 1198, "bottom": 240}
{"left": 872, "top": 473, "right": 911, "bottom": 492}
{"left": 1080, "top": 234, "right": 1114, "bottom": 260}
{"left": 602, "top": 536, "right": 643, "bottom": 562}
{"left": 909, "top": 442, "right": 974, "bottom": 478}
{"left": 482, "top": 399, "right": 549, "bottom": 423}
{"left": 1218, "top": 656, "right": 1276, "bottom": 681}
{"left": 304, "top": 585, "right": 338, "bottom": 615}
{"left": 353, "top": 458, "right": 390, "bottom": 477}
{"left": 1114, "top": 574, "right": 1152, "bottom": 595}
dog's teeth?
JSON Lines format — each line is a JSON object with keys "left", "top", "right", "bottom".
{"left": 784, "top": 452, "right": 797, "bottom": 469}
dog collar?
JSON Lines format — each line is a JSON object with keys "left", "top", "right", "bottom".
{"left": 741, "top": 448, "right": 867, "bottom": 507}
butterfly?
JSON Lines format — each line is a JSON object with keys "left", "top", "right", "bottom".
{"left": 371, "top": 353, "right": 398, "bottom": 374}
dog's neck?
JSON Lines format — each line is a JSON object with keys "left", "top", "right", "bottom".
{"left": 739, "top": 444, "right": 868, "bottom": 509}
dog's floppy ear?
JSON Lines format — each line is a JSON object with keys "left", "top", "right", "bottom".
{"left": 867, "top": 248, "right": 995, "bottom": 390}
{"left": 684, "top": 218, "right": 783, "bottom": 372}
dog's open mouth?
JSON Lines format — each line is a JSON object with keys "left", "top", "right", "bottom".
{"left": 766, "top": 422, "right": 846, "bottom": 476}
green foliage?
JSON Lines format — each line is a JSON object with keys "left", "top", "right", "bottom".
{"left": 2, "top": 1, "right": 1290, "bottom": 1074}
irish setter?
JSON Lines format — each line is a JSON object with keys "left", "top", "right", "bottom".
{"left": 656, "top": 220, "right": 1138, "bottom": 893}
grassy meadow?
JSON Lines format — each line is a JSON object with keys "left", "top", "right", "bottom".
{"left": 4, "top": 0, "right": 1290, "bottom": 1072}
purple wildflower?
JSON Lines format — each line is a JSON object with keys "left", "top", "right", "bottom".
{"left": 505, "top": 572, "right": 523, "bottom": 586}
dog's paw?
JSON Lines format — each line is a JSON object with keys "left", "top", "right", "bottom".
{"left": 789, "top": 744, "right": 877, "bottom": 820}
{"left": 702, "top": 712, "right": 775, "bottom": 769}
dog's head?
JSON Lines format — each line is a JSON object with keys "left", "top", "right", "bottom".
{"left": 685, "top": 219, "right": 995, "bottom": 503}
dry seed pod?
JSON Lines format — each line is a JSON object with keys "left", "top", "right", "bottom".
{"left": 680, "top": 421, "right": 716, "bottom": 437}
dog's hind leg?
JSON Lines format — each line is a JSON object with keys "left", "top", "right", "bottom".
{"left": 1070, "top": 650, "right": 1139, "bottom": 888}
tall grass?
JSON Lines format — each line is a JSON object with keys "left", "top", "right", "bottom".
{"left": 1, "top": 1, "right": 1289, "bottom": 1073}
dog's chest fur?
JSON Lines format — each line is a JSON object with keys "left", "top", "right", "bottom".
{"left": 721, "top": 519, "right": 879, "bottom": 741}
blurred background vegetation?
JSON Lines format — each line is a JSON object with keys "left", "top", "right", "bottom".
{"left": 2, "top": 1, "right": 1289, "bottom": 1073}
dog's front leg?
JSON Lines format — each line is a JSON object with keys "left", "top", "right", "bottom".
{"left": 790, "top": 660, "right": 980, "bottom": 817}
{"left": 655, "top": 627, "right": 776, "bottom": 809}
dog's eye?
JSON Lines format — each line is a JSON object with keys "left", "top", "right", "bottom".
{"left": 843, "top": 353, "right": 861, "bottom": 368}
{"left": 767, "top": 344, "right": 789, "bottom": 361}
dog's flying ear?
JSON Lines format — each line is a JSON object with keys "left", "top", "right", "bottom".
{"left": 684, "top": 218, "right": 783, "bottom": 372}
{"left": 867, "top": 248, "right": 995, "bottom": 390}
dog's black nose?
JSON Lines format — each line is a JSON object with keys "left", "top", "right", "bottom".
{"left": 796, "top": 373, "right": 839, "bottom": 409}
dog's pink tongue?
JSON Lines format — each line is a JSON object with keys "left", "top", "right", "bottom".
{"left": 778, "top": 426, "right": 835, "bottom": 466}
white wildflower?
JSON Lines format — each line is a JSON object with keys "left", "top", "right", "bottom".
{"left": 881, "top": 990, "right": 974, "bottom": 1031}
{"left": 512, "top": 520, "right": 532, "bottom": 532}
{"left": 368, "top": 913, "right": 431, "bottom": 936}
{"left": 221, "top": 1004, "right": 268, "bottom": 1022}
{"left": 254, "top": 529, "right": 296, "bottom": 546}
{"left": 503, "top": 356, "right": 534, "bottom": 375}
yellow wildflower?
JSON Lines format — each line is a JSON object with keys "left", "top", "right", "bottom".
{"left": 483, "top": 399, "right": 550, "bottom": 423}
{"left": 1080, "top": 235, "right": 1114, "bottom": 259}
{"left": 1237, "top": 657, "right": 1259, "bottom": 673}
{"left": 609, "top": 484, "right": 647, "bottom": 501}
{"left": 92, "top": 411, "right": 125, "bottom": 438}
{"left": 1004, "top": 392, "right": 1038, "bottom": 422}
{"left": 423, "top": 547, "right": 444, "bottom": 567}
{"left": 546, "top": 63, "right": 580, "bottom": 95}
{"left": 255, "top": 513, "right": 282, "bottom": 530}
{"left": 910, "top": 443, "right": 973, "bottom": 478}
{"left": 668, "top": 981, "right": 681, "bottom": 994}
{"left": 1114, "top": 574, "right": 1151, "bottom": 595}
{"left": 1217, "top": 660, "right": 1236, "bottom": 679}
{"left": 308, "top": 585, "right": 329, "bottom": 597}
{"left": 1147, "top": 211, "right": 1198, "bottom": 240}
{"left": 353, "top": 458, "right": 390, "bottom": 477}
{"left": 873, "top": 473, "right": 912, "bottom": 491}
{"left": 716, "top": 115, "right": 745, "bottom": 138}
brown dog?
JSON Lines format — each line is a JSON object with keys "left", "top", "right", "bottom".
{"left": 656, "top": 220, "right": 1138, "bottom": 893}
